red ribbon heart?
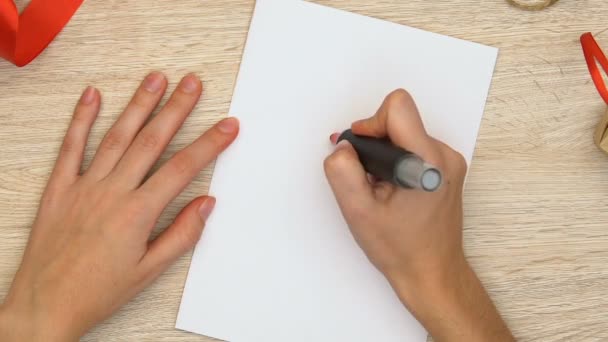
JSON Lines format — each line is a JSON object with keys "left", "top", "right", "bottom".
{"left": 581, "top": 32, "right": 608, "bottom": 104}
{"left": 0, "top": 0, "right": 83, "bottom": 67}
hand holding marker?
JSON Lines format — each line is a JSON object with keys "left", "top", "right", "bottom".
{"left": 333, "top": 129, "right": 442, "bottom": 192}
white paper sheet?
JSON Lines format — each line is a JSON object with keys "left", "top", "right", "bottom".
{"left": 176, "top": 1, "right": 498, "bottom": 341}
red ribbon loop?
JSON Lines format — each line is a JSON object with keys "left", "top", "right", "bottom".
{"left": 0, "top": 0, "right": 83, "bottom": 67}
{"left": 581, "top": 32, "right": 608, "bottom": 104}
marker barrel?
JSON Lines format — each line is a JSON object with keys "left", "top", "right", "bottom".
{"left": 337, "top": 129, "right": 441, "bottom": 191}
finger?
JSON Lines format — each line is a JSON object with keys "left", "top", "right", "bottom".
{"left": 139, "top": 117, "right": 239, "bottom": 210}
{"left": 113, "top": 73, "right": 203, "bottom": 187}
{"left": 324, "top": 140, "right": 375, "bottom": 216}
{"left": 351, "top": 89, "right": 422, "bottom": 139}
{"left": 351, "top": 89, "right": 438, "bottom": 162}
{"left": 330, "top": 132, "right": 340, "bottom": 144}
{"left": 329, "top": 132, "right": 395, "bottom": 200}
{"left": 372, "top": 181, "right": 395, "bottom": 202}
{"left": 50, "top": 87, "right": 100, "bottom": 185}
{"left": 139, "top": 196, "right": 215, "bottom": 276}
{"left": 86, "top": 72, "right": 167, "bottom": 179}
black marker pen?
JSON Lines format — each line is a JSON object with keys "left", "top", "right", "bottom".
{"left": 337, "top": 129, "right": 442, "bottom": 192}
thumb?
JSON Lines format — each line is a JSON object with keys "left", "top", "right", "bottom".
{"left": 140, "top": 196, "right": 215, "bottom": 275}
{"left": 351, "top": 89, "right": 437, "bottom": 162}
{"left": 324, "top": 140, "right": 375, "bottom": 217}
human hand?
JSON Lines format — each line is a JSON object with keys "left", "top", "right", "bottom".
{"left": 0, "top": 73, "right": 239, "bottom": 342}
{"left": 325, "top": 89, "right": 467, "bottom": 296}
{"left": 324, "top": 89, "right": 513, "bottom": 341}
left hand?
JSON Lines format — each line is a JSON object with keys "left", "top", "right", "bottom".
{"left": 0, "top": 72, "right": 239, "bottom": 342}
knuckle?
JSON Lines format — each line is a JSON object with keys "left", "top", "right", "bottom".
{"left": 429, "top": 139, "right": 462, "bottom": 173}
{"left": 71, "top": 110, "right": 89, "bottom": 124}
{"left": 453, "top": 152, "right": 468, "bottom": 174}
{"left": 193, "top": 128, "right": 231, "bottom": 160}
{"left": 136, "top": 131, "right": 161, "bottom": 151}
{"left": 40, "top": 186, "right": 62, "bottom": 209}
{"left": 386, "top": 88, "right": 414, "bottom": 110}
{"left": 167, "top": 92, "right": 190, "bottom": 110}
{"left": 101, "top": 130, "right": 127, "bottom": 151}
{"left": 131, "top": 92, "right": 152, "bottom": 111}
{"left": 206, "top": 128, "right": 230, "bottom": 149}
{"left": 169, "top": 152, "right": 195, "bottom": 176}
{"left": 61, "top": 137, "right": 77, "bottom": 153}
{"left": 323, "top": 150, "right": 352, "bottom": 175}
{"left": 436, "top": 142, "right": 467, "bottom": 177}
{"left": 176, "top": 225, "right": 202, "bottom": 252}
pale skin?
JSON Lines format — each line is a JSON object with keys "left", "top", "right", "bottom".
{"left": 325, "top": 89, "right": 514, "bottom": 342}
{"left": 0, "top": 72, "right": 514, "bottom": 342}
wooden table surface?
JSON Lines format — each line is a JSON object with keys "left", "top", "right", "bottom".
{"left": 1, "top": 0, "right": 607, "bottom": 341}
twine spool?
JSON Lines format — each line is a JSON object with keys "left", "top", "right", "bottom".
{"left": 507, "top": 0, "right": 558, "bottom": 10}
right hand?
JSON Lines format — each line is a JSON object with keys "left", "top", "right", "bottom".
{"left": 324, "top": 89, "right": 468, "bottom": 306}
{"left": 324, "top": 90, "right": 514, "bottom": 342}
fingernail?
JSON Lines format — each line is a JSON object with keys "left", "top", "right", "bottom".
{"left": 143, "top": 72, "right": 164, "bottom": 92}
{"left": 182, "top": 74, "right": 200, "bottom": 93}
{"left": 217, "top": 117, "right": 239, "bottom": 133}
{"left": 80, "top": 86, "right": 96, "bottom": 105}
{"left": 198, "top": 197, "right": 216, "bottom": 221}
{"left": 329, "top": 133, "right": 340, "bottom": 144}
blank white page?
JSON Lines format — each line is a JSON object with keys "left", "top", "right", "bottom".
{"left": 176, "top": 0, "right": 498, "bottom": 341}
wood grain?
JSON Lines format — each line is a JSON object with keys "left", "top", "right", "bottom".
{"left": 1, "top": 1, "right": 607, "bottom": 341}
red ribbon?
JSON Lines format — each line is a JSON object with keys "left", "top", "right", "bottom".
{"left": 581, "top": 32, "right": 608, "bottom": 104}
{"left": 0, "top": 0, "right": 83, "bottom": 67}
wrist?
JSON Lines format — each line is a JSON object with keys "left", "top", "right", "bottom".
{"left": 0, "top": 295, "right": 81, "bottom": 342}
{"left": 388, "top": 255, "right": 514, "bottom": 342}
{"left": 387, "top": 253, "right": 471, "bottom": 318}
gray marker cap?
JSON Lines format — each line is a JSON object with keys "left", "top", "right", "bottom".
{"left": 394, "top": 155, "right": 442, "bottom": 192}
